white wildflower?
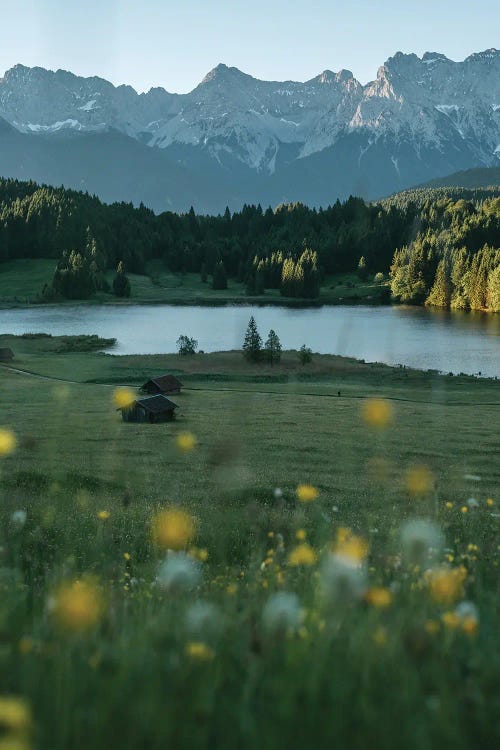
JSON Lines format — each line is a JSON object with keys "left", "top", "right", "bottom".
{"left": 185, "top": 601, "right": 222, "bottom": 637}
{"left": 455, "top": 601, "right": 479, "bottom": 624}
{"left": 320, "top": 553, "right": 367, "bottom": 603}
{"left": 11, "top": 510, "right": 27, "bottom": 527}
{"left": 262, "top": 592, "right": 301, "bottom": 634}
{"left": 400, "top": 518, "right": 444, "bottom": 566}
{"left": 156, "top": 552, "right": 200, "bottom": 591}
{"left": 467, "top": 497, "right": 479, "bottom": 508}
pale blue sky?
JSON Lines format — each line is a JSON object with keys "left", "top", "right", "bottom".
{"left": 0, "top": 0, "right": 498, "bottom": 92}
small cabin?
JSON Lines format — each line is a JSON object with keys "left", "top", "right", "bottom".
{"left": 118, "top": 394, "right": 178, "bottom": 423}
{"left": 0, "top": 348, "right": 14, "bottom": 362}
{"left": 141, "top": 374, "right": 183, "bottom": 396}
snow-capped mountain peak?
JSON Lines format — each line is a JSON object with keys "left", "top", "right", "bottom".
{"left": 0, "top": 49, "right": 499, "bottom": 210}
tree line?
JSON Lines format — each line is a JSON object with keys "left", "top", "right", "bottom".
{"left": 389, "top": 197, "right": 500, "bottom": 311}
{"left": 0, "top": 177, "right": 498, "bottom": 309}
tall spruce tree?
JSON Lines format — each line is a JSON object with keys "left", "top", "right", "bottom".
{"left": 113, "top": 261, "right": 131, "bottom": 298}
{"left": 486, "top": 263, "right": 500, "bottom": 312}
{"left": 212, "top": 260, "right": 228, "bottom": 290}
{"left": 264, "top": 329, "right": 282, "bottom": 365}
{"left": 426, "top": 258, "right": 452, "bottom": 308}
{"left": 243, "top": 316, "right": 262, "bottom": 362}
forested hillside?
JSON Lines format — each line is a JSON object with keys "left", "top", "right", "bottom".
{"left": 0, "top": 177, "right": 498, "bottom": 309}
{"left": 389, "top": 196, "right": 500, "bottom": 311}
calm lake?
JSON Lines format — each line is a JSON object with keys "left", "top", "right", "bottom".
{"left": 0, "top": 304, "right": 499, "bottom": 377}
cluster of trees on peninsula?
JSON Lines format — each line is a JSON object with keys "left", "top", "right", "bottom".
{"left": 0, "top": 177, "right": 498, "bottom": 309}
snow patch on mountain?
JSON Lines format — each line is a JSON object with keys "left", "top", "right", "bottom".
{"left": 1, "top": 48, "right": 500, "bottom": 180}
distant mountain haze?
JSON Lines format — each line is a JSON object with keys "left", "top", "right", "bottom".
{"left": 0, "top": 50, "right": 499, "bottom": 213}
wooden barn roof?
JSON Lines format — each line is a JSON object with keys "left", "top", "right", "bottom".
{"left": 142, "top": 374, "right": 183, "bottom": 392}
{"left": 136, "top": 395, "right": 178, "bottom": 414}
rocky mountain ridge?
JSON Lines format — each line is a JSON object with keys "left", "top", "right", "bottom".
{"left": 0, "top": 49, "right": 499, "bottom": 212}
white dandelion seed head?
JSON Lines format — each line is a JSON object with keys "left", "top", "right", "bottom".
{"left": 262, "top": 592, "right": 301, "bottom": 634}
{"left": 320, "top": 553, "right": 367, "bottom": 603}
{"left": 400, "top": 518, "right": 444, "bottom": 566}
{"left": 11, "top": 510, "right": 27, "bottom": 527}
{"left": 156, "top": 553, "right": 200, "bottom": 591}
{"left": 455, "top": 601, "right": 479, "bottom": 623}
{"left": 185, "top": 600, "right": 222, "bottom": 637}
{"left": 467, "top": 497, "right": 479, "bottom": 508}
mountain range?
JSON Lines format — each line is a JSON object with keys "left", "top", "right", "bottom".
{"left": 0, "top": 49, "right": 499, "bottom": 213}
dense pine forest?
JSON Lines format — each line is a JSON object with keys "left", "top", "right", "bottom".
{"left": 0, "top": 177, "right": 498, "bottom": 309}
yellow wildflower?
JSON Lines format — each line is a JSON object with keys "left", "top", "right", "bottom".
{"left": 405, "top": 465, "right": 434, "bottom": 497}
{"left": 445, "top": 501, "right": 453, "bottom": 509}
{"left": 424, "top": 619, "right": 440, "bottom": 635}
{"left": 333, "top": 527, "right": 368, "bottom": 564}
{"left": 97, "top": 510, "right": 110, "bottom": 521}
{"left": 461, "top": 617, "right": 478, "bottom": 636}
{"left": 288, "top": 543, "right": 317, "bottom": 567}
{"left": 361, "top": 398, "right": 393, "bottom": 429}
{"left": 123, "top": 552, "right": 131, "bottom": 561}
{"left": 441, "top": 611, "right": 460, "bottom": 629}
{"left": 365, "top": 587, "right": 393, "bottom": 608}
{"left": 50, "top": 579, "right": 103, "bottom": 633}
{"left": 151, "top": 508, "right": 194, "bottom": 550}
{"left": 0, "top": 428, "right": 16, "bottom": 457}
{"left": 176, "top": 431, "right": 197, "bottom": 452}
{"left": 112, "top": 387, "right": 135, "bottom": 409}
{"left": 189, "top": 546, "right": 208, "bottom": 562}
{"left": 226, "top": 583, "right": 237, "bottom": 595}
{"left": 461, "top": 506, "right": 468, "bottom": 514}
{"left": 0, "top": 738, "right": 32, "bottom": 750}
{"left": 426, "top": 566, "right": 467, "bottom": 605}
{"left": 18, "top": 638, "right": 34, "bottom": 655}
{"left": 0, "top": 697, "right": 31, "bottom": 733}
{"left": 296, "top": 484, "right": 318, "bottom": 503}
{"left": 186, "top": 642, "right": 214, "bottom": 661}
{"left": 296, "top": 529, "right": 307, "bottom": 541}
{"left": 486, "top": 498, "right": 494, "bottom": 507}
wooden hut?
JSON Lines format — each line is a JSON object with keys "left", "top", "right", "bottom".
{"left": 118, "top": 394, "right": 178, "bottom": 423}
{"left": 0, "top": 348, "right": 14, "bottom": 362}
{"left": 141, "top": 374, "right": 183, "bottom": 395}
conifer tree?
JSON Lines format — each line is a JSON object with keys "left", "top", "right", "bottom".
{"left": 357, "top": 255, "right": 368, "bottom": 280}
{"left": 113, "top": 261, "right": 131, "bottom": 298}
{"left": 486, "top": 263, "right": 500, "bottom": 312}
{"left": 212, "top": 260, "right": 228, "bottom": 290}
{"left": 264, "top": 329, "right": 282, "bottom": 365}
{"left": 426, "top": 258, "right": 452, "bottom": 308}
{"left": 243, "top": 316, "right": 262, "bottom": 362}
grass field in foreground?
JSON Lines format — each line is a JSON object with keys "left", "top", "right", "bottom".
{"left": 0, "top": 336, "right": 498, "bottom": 750}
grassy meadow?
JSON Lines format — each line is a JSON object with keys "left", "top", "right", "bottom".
{"left": 0, "top": 258, "right": 388, "bottom": 307}
{"left": 0, "top": 334, "right": 499, "bottom": 749}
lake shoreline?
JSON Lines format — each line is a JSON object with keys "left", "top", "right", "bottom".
{"left": 0, "top": 294, "right": 392, "bottom": 311}
{"left": 1, "top": 337, "right": 497, "bottom": 387}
